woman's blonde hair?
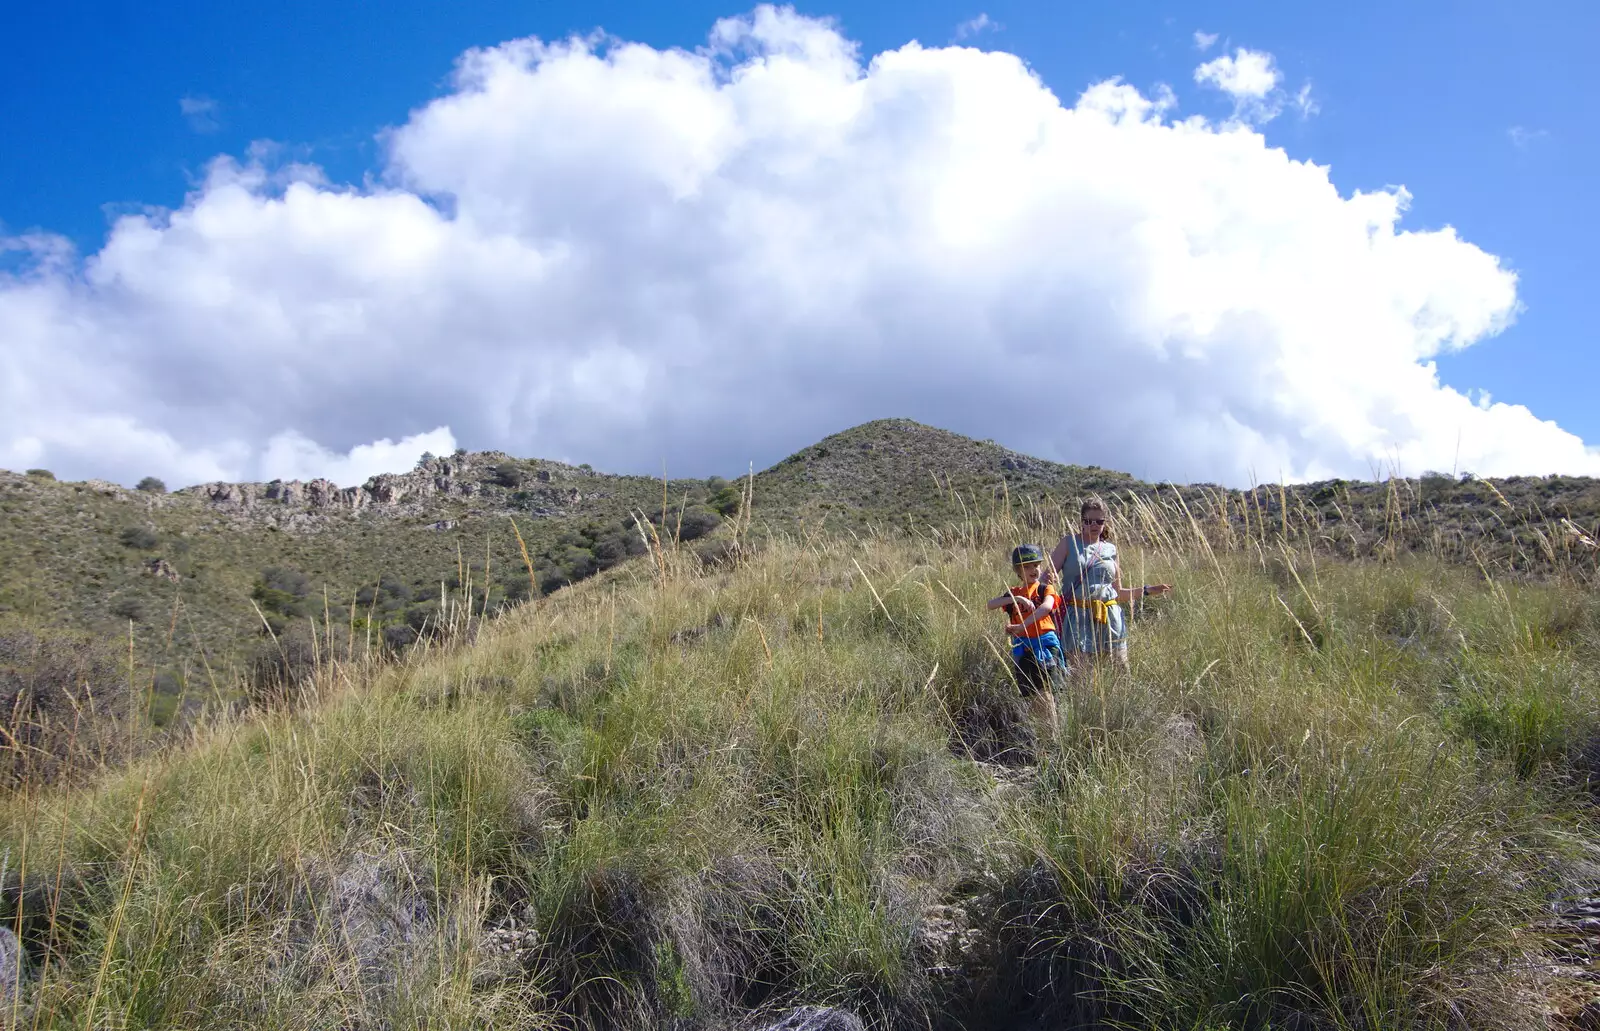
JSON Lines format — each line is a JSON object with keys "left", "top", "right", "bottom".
{"left": 1080, "top": 496, "right": 1111, "bottom": 541}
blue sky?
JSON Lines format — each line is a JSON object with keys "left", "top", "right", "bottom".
{"left": 1, "top": 1, "right": 1595, "bottom": 485}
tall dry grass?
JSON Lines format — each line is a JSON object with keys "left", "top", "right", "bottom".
{"left": 0, "top": 485, "right": 1597, "bottom": 1029}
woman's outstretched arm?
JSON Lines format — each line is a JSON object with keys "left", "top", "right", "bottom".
{"left": 1111, "top": 572, "right": 1173, "bottom": 604}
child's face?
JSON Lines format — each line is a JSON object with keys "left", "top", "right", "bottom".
{"left": 1015, "top": 561, "right": 1042, "bottom": 583}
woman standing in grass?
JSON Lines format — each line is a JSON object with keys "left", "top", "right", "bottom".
{"left": 1048, "top": 496, "right": 1172, "bottom": 672}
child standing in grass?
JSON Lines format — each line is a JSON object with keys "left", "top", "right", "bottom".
{"left": 987, "top": 544, "right": 1063, "bottom": 734}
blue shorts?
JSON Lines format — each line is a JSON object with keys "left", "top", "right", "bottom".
{"left": 1011, "top": 630, "right": 1063, "bottom": 666}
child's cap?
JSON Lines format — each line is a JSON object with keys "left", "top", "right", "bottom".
{"left": 1010, "top": 544, "right": 1044, "bottom": 566}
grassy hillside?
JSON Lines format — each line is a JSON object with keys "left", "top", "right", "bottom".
{"left": 2, "top": 419, "right": 1596, "bottom": 735}
{"left": 0, "top": 457, "right": 726, "bottom": 708}
{"left": 2, "top": 496, "right": 1599, "bottom": 1028}
{"left": 753, "top": 421, "right": 1600, "bottom": 572}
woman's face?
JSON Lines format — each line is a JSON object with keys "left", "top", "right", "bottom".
{"left": 1080, "top": 509, "right": 1107, "bottom": 542}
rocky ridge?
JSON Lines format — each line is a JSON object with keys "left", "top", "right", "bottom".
{"left": 175, "top": 450, "right": 607, "bottom": 529}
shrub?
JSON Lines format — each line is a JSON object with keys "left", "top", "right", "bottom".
{"left": 110, "top": 597, "right": 146, "bottom": 623}
{"left": 677, "top": 506, "right": 721, "bottom": 542}
{"left": 489, "top": 462, "right": 524, "bottom": 489}
{"left": 0, "top": 626, "right": 129, "bottom": 785}
{"left": 709, "top": 485, "right": 743, "bottom": 517}
{"left": 245, "top": 632, "right": 318, "bottom": 707}
{"left": 24, "top": 468, "right": 53, "bottom": 480}
{"left": 253, "top": 565, "right": 313, "bottom": 619}
{"left": 136, "top": 476, "right": 167, "bottom": 493}
{"left": 383, "top": 624, "right": 419, "bottom": 650}
{"left": 356, "top": 574, "right": 413, "bottom": 609}
{"left": 119, "top": 525, "right": 159, "bottom": 549}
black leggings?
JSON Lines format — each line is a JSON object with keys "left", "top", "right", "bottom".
{"left": 1011, "top": 648, "right": 1064, "bottom": 697}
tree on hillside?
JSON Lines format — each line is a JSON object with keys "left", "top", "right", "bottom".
{"left": 707, "top": 480, "right": 742, "bottom": 517}
{"left": 136, "top": 476, "right": 166, "bottom": 493}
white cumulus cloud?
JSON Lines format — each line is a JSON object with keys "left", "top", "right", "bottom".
{"left": 1194, "top": 46, "right": 1288, "bottom": 124}
{"left": 1, "top": 4, "right": 1595, "bottom": 490}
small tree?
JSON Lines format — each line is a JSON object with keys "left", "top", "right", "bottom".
{"left": 136, "top": 476, "right": 166, "bottom": 493}
{"left": 25, "top": 469, "right": 54, "bottom": 481}
{"left": 708, "top": 484, "right": 742, "bottom": 518}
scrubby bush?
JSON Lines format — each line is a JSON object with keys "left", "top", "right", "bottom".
{"left": 109, "top": 596, "right": 146, "bottom": 623}
{"left": 245, "top": 631, "right": 319, "bottom": 707}
{"left": 119, "top": 525, "right": 159, "bottom": 549}
{"left": 24, "top": 468, "right": 53, "bottom": 480}
{"left": 356, "top": 574, "right": 413, "bottom": 611}
{"left": 136, "top": 476, "right": 166, "bottom": 493}
{"left": 0, "top": 626, "right": 128, "bottom": 785}
{"left": 489, "top": 462, "right": 524, "bottom": 489}
{"left": 383, "top": 624, "right": 419, "bottom": 650}
{"left": 253, "top": 565, "right": 313, "bottom": 620}
{"left": 708, "top": 484, "right": 743, "bottom": 517}
{"left": 677, "top": 506, "right": 721, "bottom": 542}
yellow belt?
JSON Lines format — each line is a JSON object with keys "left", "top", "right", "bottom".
{"left": 1062, "top": 597, "right": 1117, "bottom": 625}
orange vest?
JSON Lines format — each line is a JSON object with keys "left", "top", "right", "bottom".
{"left": 1003, "top": 582, "right": 1059, "bottom": 637}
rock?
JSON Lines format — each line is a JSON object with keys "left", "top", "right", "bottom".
{"left": 265, "top": 479, "right": 305, "bottom": 505}
{"left": 0, "top": 926, "right": 22, "bottom": 1004}
{"left": 916, "top": 903, "right": 981, "bottom": 978}
{"left": 145, "top": 557, "right": 181, "bottom": 583}
{"left": 471, "top": 912, "right": 541, "bottom": 989}
{"left": 178, "top": 448, "right": 597, "bottom": 528}
{"left": 305, "top": 478, "right": 343, "bottom": 508}
{"left": 1154, "top": 713, "right": 1201, "bottom": 774}
{"left": 428, "top": 520, "right": 456, "bottom": 532}
{"left": 755, "top": 1006, "right": 865, "bottom": 1031}
{"left": 317, "top": 850, "right": 436, "bottom": 991}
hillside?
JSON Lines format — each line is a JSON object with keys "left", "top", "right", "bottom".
{"left": 753, "top": 421, "right": 1600, "bottom": 569}
{"left": 2, "top": 498, "right": 1599, "bottom": 1028}
{"left": 0, "top": 450, "right": 726, "bottom": 710}
{"left": 2, "top": 419, "right": 1597, "bottom": 722}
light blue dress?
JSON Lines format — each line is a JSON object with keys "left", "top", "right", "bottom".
{"left": 1055, "top": 536, "right": 1126, "bottom": 655}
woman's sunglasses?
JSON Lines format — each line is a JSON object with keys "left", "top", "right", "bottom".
{"left": 1082, "top": 518, "right": 1106, "bottom": 525}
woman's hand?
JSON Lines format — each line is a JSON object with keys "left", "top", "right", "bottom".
{"left": 1145, "top": 584, "right": 1174, "bottom": 598}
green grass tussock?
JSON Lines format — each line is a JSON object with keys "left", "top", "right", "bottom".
{"left": 2, "top": 504, "right": 1599, "bottom": 1029}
